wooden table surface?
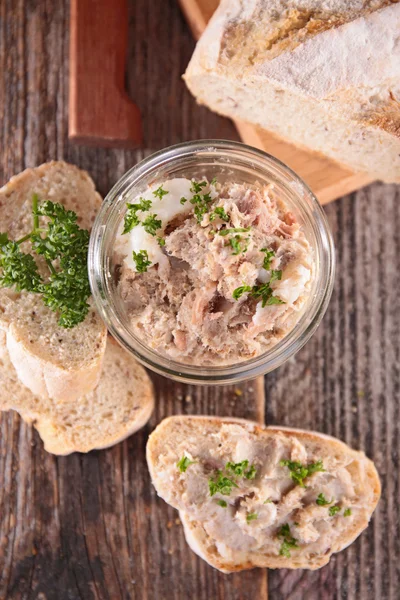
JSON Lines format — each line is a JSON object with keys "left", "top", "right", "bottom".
{"left": 0, "top": 1, "right": 399, "bottom": 599}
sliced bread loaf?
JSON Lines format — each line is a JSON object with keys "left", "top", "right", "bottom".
{"left": 0, "top": 334, "right": 154, "bottom": 455}
{"left": 184, "top": 0, "right": 400, "bottom": 182}
{"left": 147, "top": 416, "right": 381, "bottom": 572}
{"left": 0, "top": 161, "right": 107, "bottom": 402}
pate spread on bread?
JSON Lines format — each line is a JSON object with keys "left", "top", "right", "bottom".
{"left": 147, "top": 416, "right": 381, "bottom": 572}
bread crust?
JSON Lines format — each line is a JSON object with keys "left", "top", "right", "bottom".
{"left": 0, "top": 336, "right": 155, "bottom": 455}
{"left": 147, "top": 416, "right": 381, "bottom": 572}
{"left": 184, "top": 1, "right": 400, "bottom": 181}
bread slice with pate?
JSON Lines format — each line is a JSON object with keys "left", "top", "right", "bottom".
{"left": 0, "top": 332, "right": 154, "bottom": 455}
{"left": 146, "top": 416, "right": 381, "bottom": 572}
{"left": 0, "top": 161, "right": 107, "bottom": 402}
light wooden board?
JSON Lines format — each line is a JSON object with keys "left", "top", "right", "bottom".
{"left": 178, "top": 0, "right": 374, "bottom": 204}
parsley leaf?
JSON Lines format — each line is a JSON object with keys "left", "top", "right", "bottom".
{"left": 180, "top": 197, "right": 187, "bottom": 205}
{"left": 232, "top": 274, "right": 285, "bottom": 307}
{"left": 142, "top": 214, "right": 162, "bottom": 236}
{"left": 229, "top": 235, "right": 249, "bottom": 255}
{"left": 316, "top": 493, "right": 332, "bottom": 506}
{"left": 210, "top": 207, "right": 229, "bottom": 222}
{"left": 157, "top": 236, "right": 165, "bottom": 247}
{"left": 153, "top": 186, "right": 168, "bottom": 200}
{"left": 177, "top": 456, "right": 196, "bottom": 472}
{"left": 132, "top": 250, "right": 152, "bottom": 273}
{"left": 246, "top": 512, "right": 258, "bottom": 523}
{"left": 248, "top": 275, "right": 284, "bottom": 308}
{"left": 217, "top": 499, "right": 227, "bottom": 508}
{"left": 261, "top": 248, "right": 275, "bottom": 270}
{"left": 123, "top": 198, "right": 152, "bottom": 234}
{"left": 245, "top": 465, "right": 257, "bottom": 480}
{"left": 0, "top": 239, "right": 42, "bottom": 292}
{"left": 208, "top": 471, "right": 238, "bottom": 496}
{"left": 190, "top": 180, "right": 207, "bottom": 194}
{"left": 210, "top": 177, "right": 217, "bottom": 186}
{"left": 226, "top": 460, "right": 250, "bottom": 476}
{"left": 329, "top": 505, "right": 341, "bottom": 517}
{"left": 344, "top": 508, "right": 352, "bottom": 517}
{"left": 278, "top": 524, "right": 298, "bottom": 558}
{"left": 280, "top": 459, "right": 325, "bottom": 487}
{"left": 218, "top": 227, "right": 251, "bottom": 236}
{"left": 232, "top": 285, "right": 252, "bottom": 300}
{"left": 190, "top": 191, "right": 214, "bottom": 223}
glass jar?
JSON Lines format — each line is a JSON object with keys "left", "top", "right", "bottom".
{"left": 88, "top": 140, "right": 335, "bottom": 384}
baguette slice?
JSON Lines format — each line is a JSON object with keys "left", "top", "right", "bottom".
{"left": 147, "top": 416, "right": 381, "bottom": 572}
{"left": 0, "top": 161, "right": 107, "bottom": 402}
{"left": 0, "top": 333, "right": 154, "bottom": 455}
{"left": 184, "top": 0, "right": 400, "bottom": 182}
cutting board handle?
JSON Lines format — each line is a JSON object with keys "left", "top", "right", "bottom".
{"left": 69, "top": 0, "right": 142, "bottom": 148}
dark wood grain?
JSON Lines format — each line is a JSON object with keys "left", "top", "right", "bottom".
{"left": 0, "top": 1, "right": 399, "bottom": 599}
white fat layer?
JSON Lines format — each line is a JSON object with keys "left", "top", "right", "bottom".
{"left": 253, "top": 263, "right": 311, "bottom": 326}
{"left": 118, "top": 178, "right": 208, "bottom": 272}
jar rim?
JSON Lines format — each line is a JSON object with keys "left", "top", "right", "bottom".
{"left": 88, "top": 139, "right": 335, "bottom": 384}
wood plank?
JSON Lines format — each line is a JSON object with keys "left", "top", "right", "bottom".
{"left": 178, "top": 0, "right": 375, "bottom": 204}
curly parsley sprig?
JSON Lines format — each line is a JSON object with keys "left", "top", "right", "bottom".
{"left": 0, "top": 195, "right": 91, "bottom": 328}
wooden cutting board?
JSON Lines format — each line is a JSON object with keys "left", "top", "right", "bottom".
{"left": 178, "top": 0, "right": 374, "bottom": 204}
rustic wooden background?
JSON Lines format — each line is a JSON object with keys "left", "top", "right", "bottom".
{"left": 0, "top": 1, "right": 399, "bottom": 599}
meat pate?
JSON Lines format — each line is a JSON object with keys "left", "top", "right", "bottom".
{"left": 115, "top": 177, "right": 314, "bottom": 365}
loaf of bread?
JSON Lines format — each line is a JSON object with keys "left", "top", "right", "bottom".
{"left": 0, "top": 162, "right": 107, "bottom": 402}
{"left": 184, "top": 0, "right": 400, "bottom": 182}
{"left": 0, "top": 331, "right": 154, "bottom": 455}
{"left": 147, "top": 416, "right": 381, "bottom": 572}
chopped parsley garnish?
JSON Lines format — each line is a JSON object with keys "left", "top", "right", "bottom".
{"left": 316, "top": 493, "right": 332, "bottom": 506}
{"left": 229, "top": 234, "right": 249, "bottom": 255}
{"left": 123, "top": 198, "right": 152, "bottom": 234}
{"left": 190, "top": 189, "right": 213, "bottom": 223}
{"left": 157, "top": 236, "right": 165, "bottom": 247}
{"left": 232, "top": 285, "right": 252, "bottom": 300}
{"left": 210, "top": 207, "right": 229, "bottom": 222}
{"left": 208, "top": 472, "right": 238, "bottom": 497}
{"left": 177, "top": 456, "right": 196, "bottom": 473}
{"left": 245, "top": 465, "right": 257, "bottom": 480}
{"left": 264, "top": 498, "right": 272, "bottom": 504}
{"left": 132, "top": 250, "right": 152, "bottom": 273}
{"left": 218, "top": 227, "right": 251, "bottom": 236}
{"left": 278, "top": 524, "right": 298, "bottom": 558}
{"left": 329, "top": 505, "right": 341, "bottom": 517}
{"left": 246, "top": 512, "right": 258, "bottom": 523}
{"left": 280, "top": 459, "right": 325, "bottom": 488}
{"left": 142, "top": 214, "right": 162, "bottom": 236}
{"left": 180, "top": 197, "right": 187, "bottom": 205}
{"left": 0, "top": 195, "right": 92, "bottom": 328}
{"left": 210, "top": 177, "right": 217, "bottom": 186}
{"left": 226, "top": 460, "right": 257, "bottom": 479}
{"left": 233, "top": 275, "right": 285, "bottom": 307}
{"left": 190, "top": 180, "right": 207, "bottom": 194}
{"left": 344, "top": 508, "right": 352, "bottom": 517}
{"left": 217, "top": 499, "right": 227, "bottom": 508}
{"left": 226, "top": 460, "right": 249, "bottom": 476}
{"left": 251, "top": 276, "right": 284, "bottom": 307}
{"left": 153, "top": 186, "right": 168, "bottom": 200}
{"left": 261, "top": 248, "right": 275, "bottom": 270}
